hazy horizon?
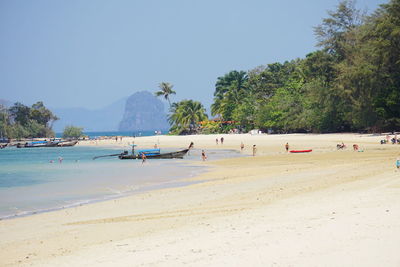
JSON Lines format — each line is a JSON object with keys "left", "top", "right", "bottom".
{"left": 0, "top": 0, "right": 387, "bottom": 111}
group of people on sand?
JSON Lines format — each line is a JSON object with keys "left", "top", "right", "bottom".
{"left": 382, "top": 134, "right": 400, "bottom": 144}
{"left": 336, "top": 142, "right": 360, "bottom": 151}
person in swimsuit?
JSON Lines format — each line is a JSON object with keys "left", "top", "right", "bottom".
{"left": 201, "top": 150, "right": 207, "bottom": 161}
{"left": 396, "top": 158, "right": 400, "bottom": 169}
{"left": 141, "top": 153, "right": 146, "bottom": 164}
{"left": 252, "top": 145, "right": 257, "bottom": 156}
{"left": 285, "top": 143, "right": 289, "bottom": 152}
{"left": 240, "top": 142, "right": 244, "bottom": 151}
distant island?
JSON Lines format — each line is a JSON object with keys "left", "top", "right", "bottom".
{"left": 52, "top": 91, "right": 169, "bottom": 133}
{"left": 119, "top": 91, "right": 169, "bottom": 132}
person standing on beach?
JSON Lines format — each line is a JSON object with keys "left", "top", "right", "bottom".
{"left": 240, "top": 142, "right": 244, "bottom": 152}
{"left": 58, "top": 156, "right": 63, "bottom": 164}
{"left": 396, "top": 157, "right": 400, "bottom": 169}
{"left": 201, "top": 150, "right": 207, "bottom": 161}
{"left": 252, "top": 145, "right": 257, "bottom": 156}
{"left": 220, "top": 137, "right": 224, "bottom": 144}
{"left": 216, "top": 138, "right": 218, "bottom": 145}
{"left": 285, "top": 143, "right": 289, "bottom": 152}
{"left": 141, "top": 153, "right": 146, "bottom": 164}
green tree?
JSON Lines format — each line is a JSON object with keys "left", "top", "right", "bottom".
{"left": 6, "top": 102, "right": 57, "bottom": 138}
{"left": 168, "top": 100, "right": 208, "bottom": 134}
{"left": 30, "top": 101, "right": 59, "bottom": 128}
{"left": 0, "top": 105, "right": 9, "bottom": 138}
{"left": 154, "top": 82, "right": 176, "bottom": 107}
{"left": 63, "top": 125, "right": 83, "bottom": 139}
{"left": 9, "top": 102, "right": 31, "bottom": 126}
{"left": 211, "top": 70, "right": 249, "bottom": 120}
{"left": 314, "top": 0, "right": 363, "bottom": 59}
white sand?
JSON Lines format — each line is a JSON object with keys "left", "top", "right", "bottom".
{"left": 1, "top": 133, "right": 400, "bottom": 266}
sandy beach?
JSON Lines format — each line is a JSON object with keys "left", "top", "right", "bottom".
{"left": 1, "top": 133, "right": 400, "bottom": 266}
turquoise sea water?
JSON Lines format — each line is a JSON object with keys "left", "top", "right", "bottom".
{"left": 0, "top": 146, "right": 241, "bottom": 219}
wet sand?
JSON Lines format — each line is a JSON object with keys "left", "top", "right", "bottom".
{"left": 1, "top": 133, "right": 400, "bottom": 266}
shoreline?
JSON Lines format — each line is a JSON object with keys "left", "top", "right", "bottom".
{"left": 0, "top": 145, "right": 241, "bottom": 221}
{"left": 1, "top": 133, "right": 400, "bottom": 266}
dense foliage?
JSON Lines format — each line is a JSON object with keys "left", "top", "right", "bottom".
{"left": 62, "top": 125, "right": 84, "bottom": 139}
{"left": 168, "top": 100, "right": 208, "bottom": 134}
{"left": 210, "top": 0, "right": 400, "bottom": 133}
{"left": 0, "top": 102, "right": 58, "bottom": 139}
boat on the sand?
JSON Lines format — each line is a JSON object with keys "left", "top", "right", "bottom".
{"left": 56, "top": 140, "right": 78, "bottom": 147}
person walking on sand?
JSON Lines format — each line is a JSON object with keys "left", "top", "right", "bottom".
{"left": 285, "top": 142, "right": 289, "bottom": 152}
{"left": 201, "top": 150, "right": 207, "bottom": 161}
{"left": 252, "top": 145, "right": 257, "bottom": 156}
{"left": 396, "top": 157, "right": 400, "bottom": 170}
{"left": 240, "top": 142, "right": 244, "bottom": 152}
{"left": 141, "top": 153, "right": 146, "bottom": 164}
{"left": 220, "top": 137, "right": 224, "bottom": 145}
{"left": 216, "top": 138, "right": 218, "bottom": 145}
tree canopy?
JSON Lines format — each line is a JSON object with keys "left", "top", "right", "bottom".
{"left": 168, "top": 100, "right": 208, "bottom": 135}
{"left": 209, "top": 0, "right": 400, "bottom": 133}
{"left": 62, "top": 125, "right": 84, "bottom": 139}
{"left": 0, "top": 102, "right": 58, "bottom": 139}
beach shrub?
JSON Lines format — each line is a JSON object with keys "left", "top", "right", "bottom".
{"left": 63, "top": 125, "right": 83, "bottom": 139}
{"left": 200, "top": 120, "right": 220, "bottom": 134}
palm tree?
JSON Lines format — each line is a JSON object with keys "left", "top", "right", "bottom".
{"left": 211, "top": 70, "right": 249, "bottom": 120}
{"left": 154, "top": 82, "right": 176, "bottom": 107}
{"left": 168, "top": 100, "right": 208, "bottom": 134}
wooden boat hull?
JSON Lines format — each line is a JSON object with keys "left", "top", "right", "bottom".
{"left": 17, "top": 143, "right": 58, "bottom": 148}
{"left": 17, "top": 140, "right": 78, "bottom": 148}
{"left": 290, "top": 149, "right": 312, "bottom": 153}
{"left": 119, "top": 149, "right": 189, "bottom": 160}
{"left": 57, "top": 140, "right": 78, "bottom": 147}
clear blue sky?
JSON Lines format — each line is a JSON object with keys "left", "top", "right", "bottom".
{"left": 0, "top": 0, "right": 387, "bottom": 110}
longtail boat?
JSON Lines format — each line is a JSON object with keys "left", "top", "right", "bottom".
{"left": 118, "top": 148, "right": 189, "bottom": 159}
{"left": 57, "top": 140, "right": 78, "bottom": 147}
{"left": 16, "top": 140, "right": 78, "bottom": 148}
{"left": 93, "top": 142, "right": 193, "bottom": 160}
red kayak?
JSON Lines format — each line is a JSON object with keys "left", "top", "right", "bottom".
{"left": 290, "top": 149, "right": 312, "bottom": 153}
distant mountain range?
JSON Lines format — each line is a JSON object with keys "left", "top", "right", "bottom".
{"left": 1, "top": 91, "right": 170, "bottom": 133}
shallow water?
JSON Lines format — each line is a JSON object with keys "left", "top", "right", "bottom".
{"left": 0, "top": 146, "right": 242, "bottom": 219}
